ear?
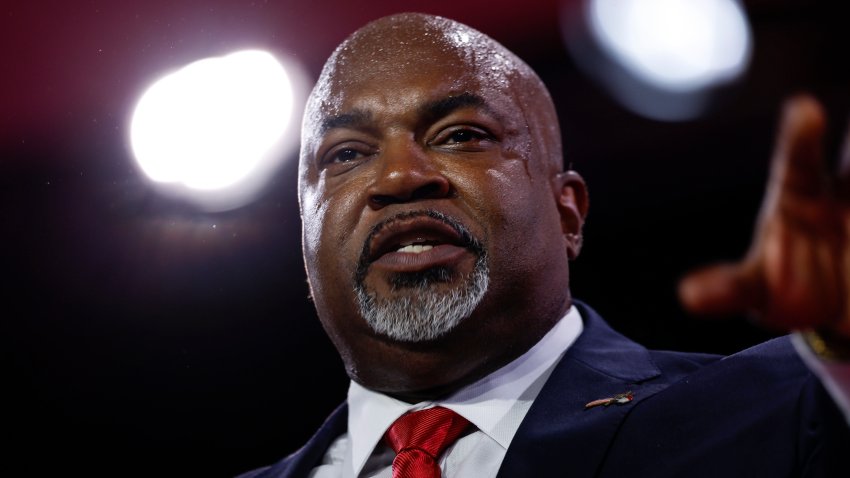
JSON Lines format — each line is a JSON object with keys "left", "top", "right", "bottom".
{"left": 552, "top": 170, "right": 589, "bottom": 260}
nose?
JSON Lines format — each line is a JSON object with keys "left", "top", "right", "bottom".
{"left": 367, "top": 138, "right": 451, "bottom": 209}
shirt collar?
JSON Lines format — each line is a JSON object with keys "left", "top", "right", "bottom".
{"left": 346, "top": 305, "right": 583, "bottom": 476}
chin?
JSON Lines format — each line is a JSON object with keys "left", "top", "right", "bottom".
{"left": 355, "top": 261, "right": 490, "bottom": 343}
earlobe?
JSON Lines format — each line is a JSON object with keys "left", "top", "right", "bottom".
{"left": 553, "top": 170, "right": 589, "bottom": 260}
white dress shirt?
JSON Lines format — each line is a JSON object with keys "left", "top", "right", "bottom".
{"left": 309, "top": 306, "right": 584, "bottom": 478}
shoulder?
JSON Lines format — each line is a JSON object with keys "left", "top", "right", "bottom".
{"left": 632, "top": 336, "right": 815, "bottom": 435}
{"left": 572, "top": 300, "right": 809, "bottom": 388}
{"left": 649, "top": 334, "right": 810, "bottom": 385}
{"left": 569, "top": 302, "right": 848, "bottom": 475}
{"left": 606, "top": 336, "right": 848, "bottom": 476}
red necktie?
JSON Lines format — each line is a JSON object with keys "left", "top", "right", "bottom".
{"left": 384, "top": 407, "right": 471, "bottom": 478}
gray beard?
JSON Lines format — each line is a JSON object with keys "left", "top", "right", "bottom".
{"left": 354, "top": 256, "right": 489, "bottom": 342}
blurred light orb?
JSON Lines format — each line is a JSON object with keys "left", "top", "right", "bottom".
{"left": 130, "top": 50, "right": 294, "bottom": 209}
{"left": 588, "top": 0, "right": 751, "bottom": 92}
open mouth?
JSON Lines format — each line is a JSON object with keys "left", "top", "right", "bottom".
{"left": 358, "top": 210, "right": 482, "bottom": 276}
{"left": 369, "top": 217, "right": 463, "bottom": 261}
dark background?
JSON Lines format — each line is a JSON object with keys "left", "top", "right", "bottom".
{"left": 2, "top": 0, "right": 848, "bottom": 475}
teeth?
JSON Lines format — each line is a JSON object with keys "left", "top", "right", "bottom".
{"left": 397, "top": 244, "right": 434, "bottom": 254}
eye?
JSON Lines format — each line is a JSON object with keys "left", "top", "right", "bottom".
{"left": 431, "top": 126, "right": 494, "bottom": 150}
{"left": 320, "top": 141, "right": 375, "bottom": 169}
{"left": 446, "top": 129, "right": 485, "bottom": 144}
{"left": 331, "top": 148, "right": 362, "bottom": 163}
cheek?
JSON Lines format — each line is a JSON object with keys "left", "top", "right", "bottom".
{"left": 301, "top": 188, "right": 361, "bottom": 329}
{"left": 302, "top": 177, "right": 372, "bottom": 278}
{"left": 470, "top": 163, "right": 563, "bottom": 270}
{"left": 473, "top": 162, "right": 546, "bottom": 228}
{"left": 301, "top": 196, "right": 324, "bottom": 262}
{"left": 483, "top": 167, "right": 533, "bottom": 208}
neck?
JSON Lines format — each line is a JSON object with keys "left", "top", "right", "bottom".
{"left": 348, "top": 294, "right": 573, "bottom": 403}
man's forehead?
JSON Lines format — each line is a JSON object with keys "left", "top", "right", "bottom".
{"left": 336, "top": 13, "right": 499, "bottom": 66}
{"left": 317, "top": 67, "right": 490, "bottom": 120}
{"left": 309, "top": 14, "right": 526, "bottom": 113}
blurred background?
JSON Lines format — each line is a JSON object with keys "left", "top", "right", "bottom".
{"left": 2, "top": 0, "right": 848, "bottom": 475}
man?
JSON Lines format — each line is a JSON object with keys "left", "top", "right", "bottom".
{"left": 241, "top": 13, "right": 850, "bottom": 478}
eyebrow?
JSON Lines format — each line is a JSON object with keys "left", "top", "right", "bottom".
{"left": 319, "top": 110, "right": 373, "bottom": 135}
{"left": 418, "top": 92, "right": 487, "bottom": 122}
{"left": 318, "top": 92, "right": 490, "bottom": 135}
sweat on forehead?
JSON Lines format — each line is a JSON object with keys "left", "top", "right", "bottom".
{"left": 335, "top": 14, "right": 527, "bottom": 83}
{"left": 301, "top": 12, "right": 564, "bottom": 171}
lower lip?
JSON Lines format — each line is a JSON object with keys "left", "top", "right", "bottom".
{"left": 370, "top": 244, "right": 472, "bottom": 273}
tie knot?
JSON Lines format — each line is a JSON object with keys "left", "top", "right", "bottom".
{"left": 385, "top": 406, "right": 470, "bottom": 459}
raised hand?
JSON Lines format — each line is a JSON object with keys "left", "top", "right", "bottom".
{"left": 679, "top": 95, "right": 850, "bottom": 339}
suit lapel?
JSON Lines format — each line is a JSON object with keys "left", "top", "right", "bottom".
{"left": 254, "top": 403, "right": 348, "bottom": 478}
{"left": 497, "top": 302, "right": 667, "bottom": 478}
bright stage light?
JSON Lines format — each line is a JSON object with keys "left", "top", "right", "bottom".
{"left": 588, "top": 0, "right": 751, "bottom": 92}
{"left": 129, "top": 50, "right": 300, "bottom": 210}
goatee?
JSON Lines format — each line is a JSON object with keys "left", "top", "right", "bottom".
{"left": 353, "top": 210, "right": 489, "bottom": 342}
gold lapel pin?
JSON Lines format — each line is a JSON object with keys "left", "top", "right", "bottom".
{"left": 585, "top": 391, "right": 634, "bottom": 410}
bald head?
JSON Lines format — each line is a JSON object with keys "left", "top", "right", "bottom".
{"left": 301, "top": 13, "right": 563, "bottom": 177}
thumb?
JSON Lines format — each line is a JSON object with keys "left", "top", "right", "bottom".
{"left": 678, "top": 263, "right": 762, "bottom": 317}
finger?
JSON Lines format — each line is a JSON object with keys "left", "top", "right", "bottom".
{"left": 678, "top": 263, "right": 761, "bottom": 317}
{"left": 768, "top": 95, "right": 828, "bottom": 199}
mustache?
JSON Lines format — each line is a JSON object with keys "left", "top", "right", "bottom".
{"left": 354, "top": 210, "right": 486, "bottom": 284}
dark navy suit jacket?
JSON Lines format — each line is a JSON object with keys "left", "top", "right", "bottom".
{"left": 240, "top": 302, "right": 849, "bottom": 477}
